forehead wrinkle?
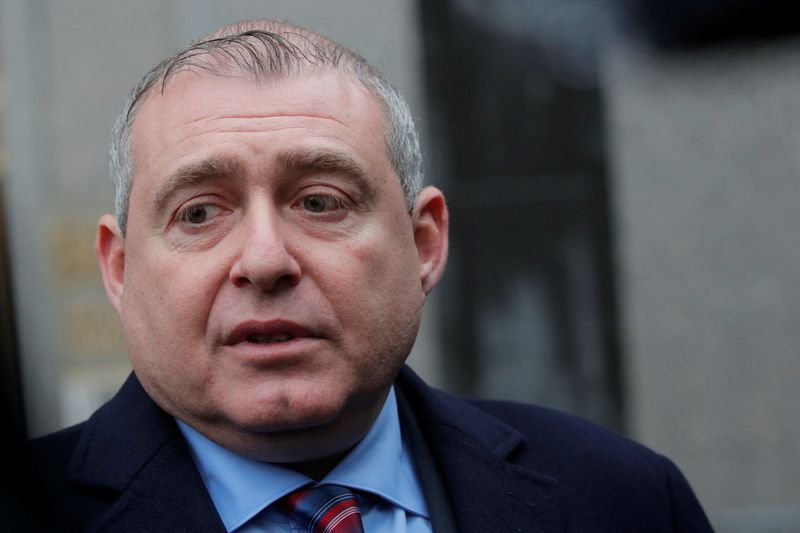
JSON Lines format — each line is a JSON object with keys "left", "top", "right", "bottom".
{"left": 140, "top": 69, "right": 382, "bottom": 143}
{"left": 156, "top": 115, "right": 358, "bottom": 156}
{"left": 177, "top": 113, "right": 353, "bottom": 134}
{"left": 153, "top": 155, "right": 243, "bottom": 213}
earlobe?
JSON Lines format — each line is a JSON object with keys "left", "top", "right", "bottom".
{"left": 412, "top": 186, "right": 449, "bottom": 294}
{"left": 96, "top": 214, "right": 126, "bottom": 315}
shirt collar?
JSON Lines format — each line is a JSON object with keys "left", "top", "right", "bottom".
{"left": 177, "top": 387, "right": 429, "bottom": 531}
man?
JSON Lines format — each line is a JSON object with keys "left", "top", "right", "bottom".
{"left": 28, "top": 20, "right": 713, "bottom": 532}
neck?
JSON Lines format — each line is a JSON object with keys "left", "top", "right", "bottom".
{"left": 285, "top": 449, "right": 351, "bottom": 480}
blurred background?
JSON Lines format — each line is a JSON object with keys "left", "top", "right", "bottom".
{"left": 1, "top": 0, "right": 798, "bottom": 530}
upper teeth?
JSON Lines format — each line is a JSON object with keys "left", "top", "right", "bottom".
{"left": 248, "top": 333, "right": 294, "bottom": 344}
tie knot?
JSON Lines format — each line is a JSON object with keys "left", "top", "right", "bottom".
{"left": 283, "top": 484, "right": 365, "bottom": 533}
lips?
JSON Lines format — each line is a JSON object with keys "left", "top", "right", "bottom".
{"left": 223, "top": 320, "right": 318, "bottom": 346}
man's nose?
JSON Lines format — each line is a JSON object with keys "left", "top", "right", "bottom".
{"left": 228, "top": 209, "right": 302, "bottom": 292}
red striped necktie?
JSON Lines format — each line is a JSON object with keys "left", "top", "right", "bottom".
{"left": 283, "top": 484, "right": 365, "bottom": 533}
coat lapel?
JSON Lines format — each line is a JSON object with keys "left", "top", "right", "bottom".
{"left": 397, "top": 367, "right": 565, "bottom": 533}
{"left": 67, "top": 374, "right": 225, "bottom": 532}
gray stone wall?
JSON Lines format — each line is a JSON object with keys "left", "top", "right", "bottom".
{"left": 605, "top": 39, "right": 800, "bottom": 528}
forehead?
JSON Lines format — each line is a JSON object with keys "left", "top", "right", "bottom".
{"left": 130, "top": 69, "right": 389, "bottom": 179}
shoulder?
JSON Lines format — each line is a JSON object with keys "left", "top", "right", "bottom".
{"left": 17, "top": 423, "right": 89, "bottom": 529}
{"left": 28, "top": 422, "right": 86, "bottom": 461}
{"left": 25, "top": 422, "right": 87, "bottom": 489}
{"left": 464, "top": 398, "right": 710, "bottom": 530}
{"left": 401, "top": 367, "right": 657, "bottom": 467}
{"left": 400, "top": 367, "right": 672, "bottom": 482}
{"left": 397, "top": 368, "right": 712, "bottom": 530}
{"left": 465, "top": 397, "right": 673, "bottom": 475}
{"left": 21, "top": 375, "right": 185, "bottom": 530}
{"left": 467, "top": 397, "right": 653, "bottom": 462}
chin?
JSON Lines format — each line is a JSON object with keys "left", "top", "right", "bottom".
{"left": 230, "top": 410, "right": 339, "bottom": 435}
{"left": 220, "top": 405, "right": 358, "bottom": 463}
{"left": 223, "top": 389, "right": 347, "bottom": 434}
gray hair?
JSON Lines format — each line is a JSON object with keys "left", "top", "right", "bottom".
{"left": 109, "top": 20, "right": 422, "bottom": 235}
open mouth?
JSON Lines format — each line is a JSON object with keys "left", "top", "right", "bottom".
{"left": 225, "top": 319, "right": 315, "bottom": 348}
{"left": 246, "top": 333, "right": 296, "bottom": 344}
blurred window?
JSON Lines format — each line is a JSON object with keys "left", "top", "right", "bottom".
{"left": 420, "top": 0, "right": 623, "bottom": 429}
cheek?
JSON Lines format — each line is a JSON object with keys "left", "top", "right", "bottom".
{"left": 121, "top": 247, "right": 222, "bottom": 360}
{"left": 325, "top": 230, "right": 424, "bottom": 344}
{"left": 360, "top": 224, "right": 422, "bottom": 301}
{"left": 120, "top": 250, "right": 228, "bottom": 414}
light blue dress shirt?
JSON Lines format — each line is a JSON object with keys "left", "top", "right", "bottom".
{"left": 177, "top": 388, "right": 431, "bottom": 532}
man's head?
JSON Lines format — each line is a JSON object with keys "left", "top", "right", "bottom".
{"left": 95, "top": 20, "right": 448, "bottom": 470}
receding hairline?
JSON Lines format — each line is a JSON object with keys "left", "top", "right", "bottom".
{"left": 128, "top": 20, "right": 349, "bottom": 121}
{"left": 199, "top": 19, "right": 334, "bottom": 45}
{"left": 163, "top": 19, "right": 359, "bottom": 89}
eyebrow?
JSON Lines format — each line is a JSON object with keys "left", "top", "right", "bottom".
{"left": 274, "top": 147, "right": 376, "bottom": 198}
{"left": 154, "top": 156, "right": 243, "bottom": 213}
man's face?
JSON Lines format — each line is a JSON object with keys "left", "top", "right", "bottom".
{"left": 97, "top": 69, "right": 447, "bottom": 462}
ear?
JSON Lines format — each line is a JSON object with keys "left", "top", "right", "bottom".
{"left": 96, "top": 214, "right": 126, "bottom": 315}
{"left": 412, "top": 186, "right": 449, "bottom": 294}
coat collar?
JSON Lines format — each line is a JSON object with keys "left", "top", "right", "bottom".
{"left": 396, "top": 366, "right": 564, "bottom": 532}
{"left": 68, "top": 373, "right": 226, "bottom": 532}
{"left": 69, "top": 369, "right": 562, "bottom": 532}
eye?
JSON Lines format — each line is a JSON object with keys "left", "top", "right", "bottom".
{"left": 301, "top": 194, "right": 347, "bottom": 213}
{"left": 177, "top": 204, "right": 222, "bottom": 225}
